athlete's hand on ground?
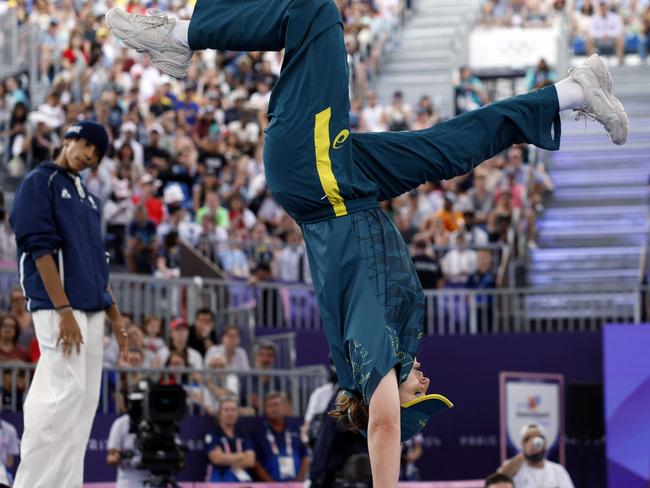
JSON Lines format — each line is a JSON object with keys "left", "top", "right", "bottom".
{"left": 57, "top": 309, "right": 84, "bottom": 357}
{"left": 112, "top": 316, "right": 129, "bottom": 362}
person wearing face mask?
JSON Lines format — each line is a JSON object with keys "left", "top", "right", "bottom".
{"left": 498, "top": 423, "right": 575, "bottom": 488}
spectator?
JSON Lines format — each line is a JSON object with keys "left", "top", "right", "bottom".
{"left": 125, "top": 204, "right": 157, "bottom": 274}
{"left": 143, "top": 124, "right": 172, "bottom": 172}
{"left": 204, "top": 324, "right": 250, "bottom": 397}
{"left": 126, "top": 325, "right": 159, "bottom": 368}
{"left": 196, "top": 191, "right": 229, "bottom": 230}
{"left": 114, "top": 121, "right": 144, "bottom": 174}
{"left": 499, "top": 423, "right": 575, "bottom": 488}
{"left": 441, "top": 232, "right": 478, "bottom": 284}
{"left": 485, "top": 472, "right": 515, "bottom": 487}
{"left": 6, "top": 288, "right": 33, "bottom": 350}
{"left": 301, "top": 361, "right": 338, "bottom": 447}
{"left": 132, "top": 174, "right": 164, "bottom": 226}
{"left": 276, "top": 229, "right": 307, "bottom": 282}
{"left": 0, "top": 197, "right": 15, "bottom": 262}
{"left": 451, "top": 210, "right": 489, "bottom": 247}
{"left": 157, "top": 319, "right": 203, "bottom": 370}
{"left": 384, "top": 90, "right": 411, "bottom": 131}
{"left": 435, "top": 193, "right": 464, "bottom": 232}
{"left": 0, "top": 405, "right": 19, "bottom": 486}
{"left": 361, "top": 91, "right": 386, "bottom": 132}
{"left": 588, "top": 2, "right": 625, "bottom": 65}
{"left": 219, "top": 237, "right": 251, "bottom": 278}
{"left": 411, "top": 238, "right": 444, "bottom": 289}
{"left": 249, "top": 342, "right": 280, "bottom": 413}
{"left": 188, "top": 308, "right": 219, "bottom": 357}
{"left": 640, "top": 5, "right": 650, "bottom": 61}
{"left": 0, "top": 315, "right": 28, "bottom": 363}
{"left": 155, "top": 229, "right": 181, "bottom": 279}
{"left": 455, "top": 66, "right": 488, "bottom": 114}
{"left": 204, "top": 397, "right": 255, "bottom": 482}
{"left": 195, "top": 213, "right": 225, "bottom": 263}
{"left": 463, "top": 171, "right": 494, "bottom": 225}
{"left": 524, "top": 59, "right": 557, "bottom": 92}
{"left": 400, "top": 433, "right": 424, "bottom": 481}
{"left": 115, "top": 348, "right": 146, "bottom": 414}
{"left": 249, "top": 222, "right": 275, "bottom": 269}
{"left": 252, "top": 392, "right": 309, "bottom": 482}
{"left": 107, "top": 412, "right": 151, "bottom": 487}
{"left": 104, "top": 178, "right": 135, "bottom": 267}
{"left": 250, "top": 262, "right": 284, "bottom": 327}
{"left": 141, "top": 315, "right": 165, "bottom": 356}
{"left": 467, "top": 250, "right": 498, "bottom": 290}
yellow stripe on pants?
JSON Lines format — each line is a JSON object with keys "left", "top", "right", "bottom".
{"left": 314, "top": 107, "right": 348, "bottom": 217}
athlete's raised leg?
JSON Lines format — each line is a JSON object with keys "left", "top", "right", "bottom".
{"left": 352, "top": 55, "right": 629, "bottom": 201}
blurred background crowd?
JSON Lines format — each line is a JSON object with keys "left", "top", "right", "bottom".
{"left": 0, "top": 0, "right": 559, "bottom": 296}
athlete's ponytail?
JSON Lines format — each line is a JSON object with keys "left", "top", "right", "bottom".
{"left": 329, "top": 390, "right": 369, "bottom": 432}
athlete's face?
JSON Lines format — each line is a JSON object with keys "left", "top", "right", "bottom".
{"left": 64, "top": 137, "right": 100, "bottom": 172}
{"left": 398, "top": 358, "right": 430, "bottom": 405}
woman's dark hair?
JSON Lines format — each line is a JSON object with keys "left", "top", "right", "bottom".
{"left": 485, "top": 472, "right": 514, "bottom": 488}
{"left": 329, "top": 391, "right": 369, "bottom": 432}
{"left": 0, "top": 314, "right": 21, "bottom": 344}
{"left": 164, "top": 230, "right": 179, "bottom": 249}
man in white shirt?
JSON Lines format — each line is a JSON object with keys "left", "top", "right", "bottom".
{"left": 361, "top": 91, "right": 387, "bottom": 132}
{"left": 499, "top": 423, "right": 575, "bottom": 488}
{"left": 107, "top": 414, "right": 151, "bottom": 488}
{"left": 588, "top": 2, "right": 625, "bottom": 64}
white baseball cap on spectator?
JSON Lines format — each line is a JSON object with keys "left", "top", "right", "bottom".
{"left": 164, "top": 184, "right": 185, "bottom": 205}
{"left": 140, "top": 174, "right": 161, "bottom": 188}
{"left": 520, "top": 422, "right": 546, "bottom": 441}
{"left": 147, "top": 122, "right": 164, "bottom": 135}
{"left": 121, "top": 121, "right": 137, "bottom": 134}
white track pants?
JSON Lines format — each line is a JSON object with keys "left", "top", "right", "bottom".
{"left": 13, "top": 309, "right": 105, "bottom": 488}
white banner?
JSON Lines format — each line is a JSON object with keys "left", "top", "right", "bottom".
{"left": 469, "top": 27, "right": 560, "bottom": 70}
{"left": 500, "top": 372, "right": 565, "bottom": 463}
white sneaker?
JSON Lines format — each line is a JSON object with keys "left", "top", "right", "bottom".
{"left": 569, "top": 54, "right": 629, "bottom": 145}
{"left": 105, "top": 7, "right": 192, "bottom": 79}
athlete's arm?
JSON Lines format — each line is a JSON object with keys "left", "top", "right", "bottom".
{"left": 35, "top": 254, "right": 83, "bottom": 357}
{"left": 368, "top": 368, "right": 401, "bottom": 488}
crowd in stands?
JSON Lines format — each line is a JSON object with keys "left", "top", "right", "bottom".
{"left": 477, "top": 0, "right": 650, "bottom": 64}
{"left": 0, "top": 0, "right": 554, "bottom": 294}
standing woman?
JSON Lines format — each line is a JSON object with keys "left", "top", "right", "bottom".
{"left": 9, "top": 121, "right": 129, "bottom": 488}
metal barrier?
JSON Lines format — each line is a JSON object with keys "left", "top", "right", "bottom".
{"left": 1, "top": 268, "right": 646, "bottom": 334}
{"left": 0, "top": 363, "right": 328, "bottom": 417}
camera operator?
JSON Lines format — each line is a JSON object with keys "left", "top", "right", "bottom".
{"left": 107, "top": 409, "right": 151, "bottom": 488}
{"left": 498, "top": 423, "right": 574, "bottom": 488}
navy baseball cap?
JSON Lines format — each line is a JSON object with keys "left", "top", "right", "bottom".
{"left": 64, "top": 121, "right": 110, "bottom": 160}
{"left": 358, "top": 393, "right": 453, "bottom": 442}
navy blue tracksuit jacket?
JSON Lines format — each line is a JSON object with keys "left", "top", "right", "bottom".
{"left": 10, "top": 162, "right": 112, "bottom": 312}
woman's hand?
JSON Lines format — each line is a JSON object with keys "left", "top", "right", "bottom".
{"left": 57, "top": 309, "right": 84, "bottom": 357}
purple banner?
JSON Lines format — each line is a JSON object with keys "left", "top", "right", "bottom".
{"left": 604, "top": 324, "right": 650, "bottom": 488}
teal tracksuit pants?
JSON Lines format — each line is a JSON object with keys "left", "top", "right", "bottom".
{"left": 189, "top": 0, "right": 563, "bottom": 402}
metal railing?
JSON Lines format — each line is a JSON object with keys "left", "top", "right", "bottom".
{"left": 1, "top": 268, "right": 647, "bottom": 334}
{"left": 0, "top": 363, "right": 328, "bottom": 417}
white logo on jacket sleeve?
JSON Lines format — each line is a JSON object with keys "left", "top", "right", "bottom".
{"left": 88, "top": 195, "right": 98, "bottom": 211}
{"left": 61, "top": 188, "right": 72, "bottom": 199}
